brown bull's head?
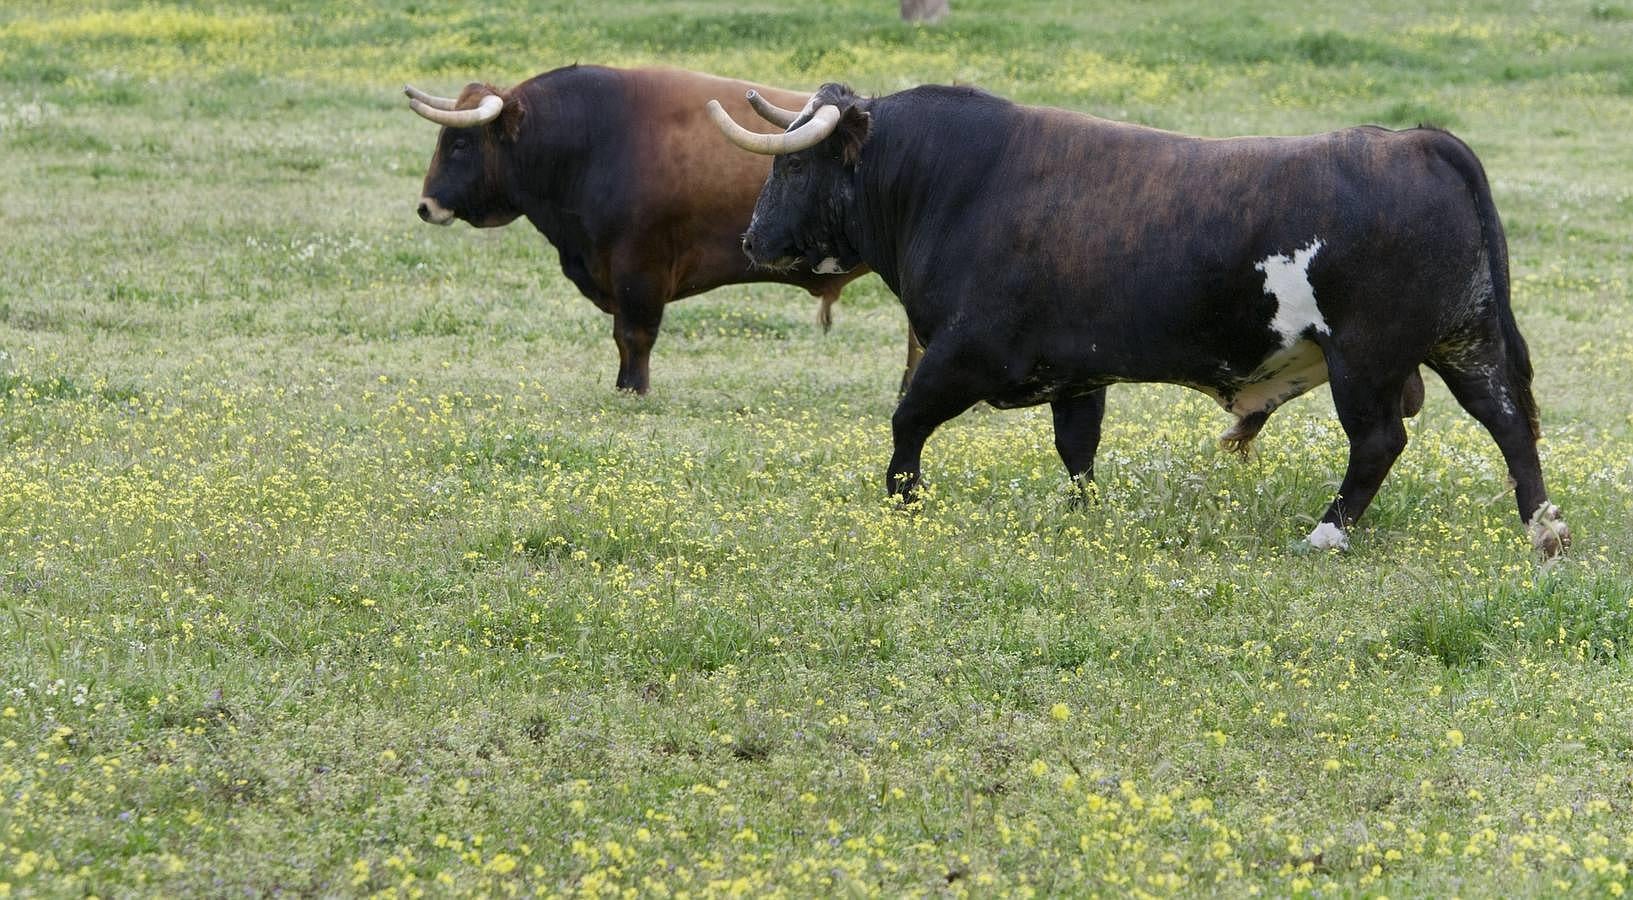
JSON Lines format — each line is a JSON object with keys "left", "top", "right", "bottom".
{"left": 707, "top": 83, "right": 871, "bottom": 275}
{"left": 405, "top": 83, "right": 523, "bottom": 228}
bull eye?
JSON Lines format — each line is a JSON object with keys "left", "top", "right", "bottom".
{"left": 786, "top": 157, "right": 805, "bottom": 173}
{"left": 451, "top": 136, "right": 469, "bottom": 152}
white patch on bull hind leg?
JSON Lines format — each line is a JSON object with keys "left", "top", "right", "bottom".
{"left": 1492, "top": 378, "right": 1517, "bottom": 417}
{"left": 1255, "top": 238, "right": 1328, "bottom": 346}
{"left": 1527, "top": 502, "right": 1570, "bottom": 558}
{"left": 1306, "top": 521, "right": 1349, "bottom": 551}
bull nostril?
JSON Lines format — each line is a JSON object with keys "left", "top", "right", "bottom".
{"left": 417, "top": 202, "right": 431, "bottom": 222}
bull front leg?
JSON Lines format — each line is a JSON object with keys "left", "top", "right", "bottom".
{"left": 885, "top": 339, "right": 985, "bottom": 502}
{"left": 1051, "top": 388, "right": 1107, "bottom": 497}
{"left": 611, "top": 276, "right": 667, "bottom": 395}
{"left": 1308, "top": 346, "right": 1413, "bottom": 550}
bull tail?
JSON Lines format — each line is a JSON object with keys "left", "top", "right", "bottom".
{"left": 1432, "top": 130, "right": 1539, "bottom": 441}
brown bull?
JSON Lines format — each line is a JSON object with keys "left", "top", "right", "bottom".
{"left": 406, "top": 65, "right": 920, "bottom": 394}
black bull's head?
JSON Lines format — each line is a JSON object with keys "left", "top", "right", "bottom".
{"left": 404, "top": 83, "right": 522, "bottom": 229}
{"left": 707, "top": 84, "right": 872, "bottom": 277}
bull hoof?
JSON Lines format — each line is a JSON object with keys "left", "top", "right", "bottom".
{"left": 1528, "top": 502, "right": 1571, "bottom": 559}
{"left": 888, "top": 473, "right": 923, "bottom": 507}
{"left": 1064, "top": 475, "right": 1098, "bottom": 510}
{"left": 889, "top": 490, "right": 925, "bottom": 514}
{"left": 1306, "top": 522, "right": 1350, "bottom": 551}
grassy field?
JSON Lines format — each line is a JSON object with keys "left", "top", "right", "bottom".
{"left": 2, "top": 0, "right": 1632, "bottom": 895}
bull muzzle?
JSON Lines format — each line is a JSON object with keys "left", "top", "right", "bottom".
{"left": 417, "top": 196, "right": 455, "bottom": 225}
{"left": 739, "top": 229, "right": 801, "bottom": 271}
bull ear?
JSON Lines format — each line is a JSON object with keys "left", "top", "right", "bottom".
{"left": 458, "top": 82, "right": 524, "bottom": 141}
{"left": 836, "top": 106, "right": 871, "bottom": 167}
{"left": 496, "top": 90, "right": 526, "bottom": 142}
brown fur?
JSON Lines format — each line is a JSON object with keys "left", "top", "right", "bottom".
{"left": 618, "top": 70, "right": 823, "bottom": 303}
{"left": 415, "top": 67, "right": 919, "bottom": 393}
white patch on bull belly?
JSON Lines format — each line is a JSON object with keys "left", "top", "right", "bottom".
{"left": 1307, "top": 521, "right": 1349, "bottom": 550}
{"left": 1207, "top": 339, "right": 1329, "bottom": 418}
{"left": 1226, "top": 340, "right": 1329, "bottom": 416}
{"left": 814, "top": 257, "right": 848, "bottom": 274}
{"left": 1255, "top": 238, "right": 1328, "bottom": 346}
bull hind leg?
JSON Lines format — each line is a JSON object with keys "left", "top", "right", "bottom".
{"left": 1307, "top": 349, "right": 1417, "bottom": 551}
{"left": 1428, "top": 332, "right": 1569, "bottom": 556}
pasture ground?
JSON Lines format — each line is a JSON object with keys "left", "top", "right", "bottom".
{"left": 2, "top": 0, "right": 1632, "bottom": 895}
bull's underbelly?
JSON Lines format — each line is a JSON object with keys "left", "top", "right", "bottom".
{"left": 1202, "top": 339, "right": 1329, "bottom": 417}
{"left": 986, "top": 364, "right": 1088, "bottom": 409}
{"left": 984, "top": 339, "right": 1329, "bottom": 424}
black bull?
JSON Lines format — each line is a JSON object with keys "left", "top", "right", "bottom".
{"left": 713, "top": 83, "right": 1570, "bottom": 556}
{"left": 406, "top": 65, "right": 926, "bottom": 395}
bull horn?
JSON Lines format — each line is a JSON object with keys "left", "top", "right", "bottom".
{"left": 408, "top": 92, "right": 504, "bottom": 128}
{"left": 403, "top": 84, "right": 459, "bottom": 111}
{"left": 745, "top": 90, "right": 801, "bottom": 127}
{"left": 707, "top": 100, "right": 841, "bottom": 155}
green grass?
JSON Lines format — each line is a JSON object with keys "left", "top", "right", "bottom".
{"left": 2, "top": 0, "right": 1633, "bottom": 895}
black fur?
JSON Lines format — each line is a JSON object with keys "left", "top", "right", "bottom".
{"left": 740, "top": 82, "right": 1563, "bottom": 551}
